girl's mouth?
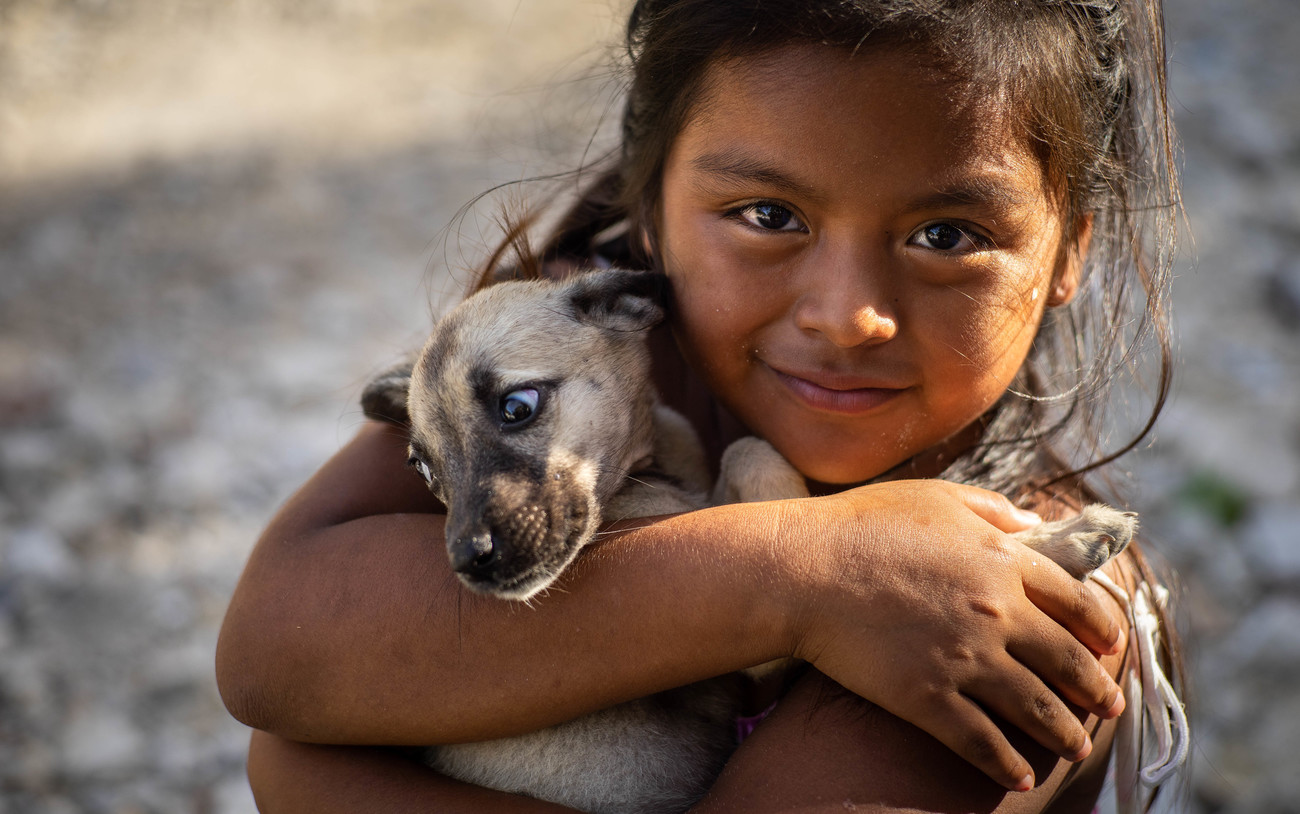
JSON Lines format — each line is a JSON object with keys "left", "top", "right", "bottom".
{"left": 768, "top": 365, "right": 905, "bottom": 415}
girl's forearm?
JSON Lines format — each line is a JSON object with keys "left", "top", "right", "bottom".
{"left": 247, "top": 731, "right": 580, "bottom": 813}
{"left": 217, "top": 426, "right": 796, "bottom": 744}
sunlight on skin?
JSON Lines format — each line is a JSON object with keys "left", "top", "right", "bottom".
{"left": 655, "top": 44, "right": 1086, "bottom": 486}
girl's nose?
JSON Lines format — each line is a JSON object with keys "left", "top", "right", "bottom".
{"left": 792, "top": 250, "right": 898, "bottom": 348}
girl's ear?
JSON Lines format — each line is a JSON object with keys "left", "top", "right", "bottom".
{"left": 641, "top": 227, "right": 654, "bottom": 262}
{"left": 1047, "top": 214, "right": 1093, "bottom": 308}
{"left": 638, "top": 211, "right": 661, "bottom": 267}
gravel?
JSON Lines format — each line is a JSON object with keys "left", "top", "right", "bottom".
{"left": 1, "top": 1, "right": 1296, "bottom": 812}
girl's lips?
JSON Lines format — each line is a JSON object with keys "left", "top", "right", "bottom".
{"left": 769, "top": 366, "right": 905, "bottom": 415}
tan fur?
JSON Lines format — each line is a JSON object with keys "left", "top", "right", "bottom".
{"left": 361, "top": 267, "right": 1137, "bottom": 814}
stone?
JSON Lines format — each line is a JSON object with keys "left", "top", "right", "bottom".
{"left": 3, "top": 526, "right": 78, "bottom": 584}
{"left": 59, "top": 706, "right": 145, "bottom": 777}
{"left": 1242, "top": 502, "right": 1300, "bottom": 582}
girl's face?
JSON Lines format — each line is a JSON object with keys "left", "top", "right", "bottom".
{"left": 657, "top": 43, "right": 1084, "bottom": 486}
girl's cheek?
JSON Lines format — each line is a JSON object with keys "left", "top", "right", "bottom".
{"left": 664, "top": 211, "right": 730, "bottom": 276}
{"left": 933, "top": 281, "right": 1044, "bottom": 372}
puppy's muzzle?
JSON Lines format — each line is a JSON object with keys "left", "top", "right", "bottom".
{"left": 443, "top": 477, "right": 589, "bottom": 598}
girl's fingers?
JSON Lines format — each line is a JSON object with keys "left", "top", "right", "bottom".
{"left": 1021, "top": 556, "right": 1123, "bottom": 656}
{"left": 945, "top": 482, "right": 1043, "bottom": 533}
{"left": 966, "top": 656, "right": 1094, "bottom": 764}
{"left": 1009, "top": 618, "right": 1125, "bottom": 720}
{"left": 910, "top": 693, "right": 1036, "bottom": 792}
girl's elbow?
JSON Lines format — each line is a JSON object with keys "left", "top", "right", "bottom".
{"left": 215, "top": 618, "right": 308, "bottom": 736}
{"left": 217, "top": 670, "right": 279, "bottom": 734}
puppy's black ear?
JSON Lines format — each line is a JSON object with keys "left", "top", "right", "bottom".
{"left": 568, "top": 268, "right": 667, "bottom": 332}
{"left": 361, "top": 359, "right": 414, "bottom": 426}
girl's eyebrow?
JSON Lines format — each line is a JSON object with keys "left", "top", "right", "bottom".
{"left": 688, "top": 150, "right": 825, "bottom": 203}
{"left": 905, "top": 177, "right": 1032, "bottom": 214}
{"left": 689, "top": 149, "right": 1034, "bottom": 216}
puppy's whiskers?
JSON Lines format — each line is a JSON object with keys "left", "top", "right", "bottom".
{"left": 592, "top": 522, "right": 657, "bottom": 538}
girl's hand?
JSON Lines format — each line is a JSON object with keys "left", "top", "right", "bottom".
{"left": 772, "top": 479, "right": 1125, "bottom": 792}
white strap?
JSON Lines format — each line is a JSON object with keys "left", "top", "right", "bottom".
{"left": 1090, "top": 572, "right": 1189, "bottom": 813}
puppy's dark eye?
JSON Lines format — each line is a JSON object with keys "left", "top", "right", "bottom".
{"left": 500, "top": 388, "right": 540, "bottom": 426}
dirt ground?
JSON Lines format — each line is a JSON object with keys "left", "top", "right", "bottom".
{"left": 1, "top": 1, "right": 1297, "bottom": 812}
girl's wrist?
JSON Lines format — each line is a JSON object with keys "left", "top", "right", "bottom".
{"left": 729, "top": 496, "right": 833, "bottom": 665}
{"left": 623, "top": 500, "right": 805, "bottom": 670}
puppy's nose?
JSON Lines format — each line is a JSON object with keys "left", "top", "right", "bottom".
{"left": 448, "top": 532, "right": 497, "bottom": 577}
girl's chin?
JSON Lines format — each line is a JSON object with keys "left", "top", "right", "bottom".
{"left": 777, "top": 451, "right": 901, "bottom": 493}
{"left": 790, "top": 456, "right": 940, "bottom": 494}
{"left": 803, "top": 476, "right": 870, "bottom": 497}
{"left": 772, "top": 426, "right": 983, "bottom": 492}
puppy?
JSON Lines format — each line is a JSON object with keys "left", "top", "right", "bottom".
{"left": 362, "top": 267, "right": 1136, "bottom": 814}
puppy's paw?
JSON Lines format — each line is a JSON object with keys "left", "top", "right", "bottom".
{"left": 1014, "top": 504, "right": 1138, "bottom": 580}
{"left": 713, "top": 437, "right": 809, "bottom": 505}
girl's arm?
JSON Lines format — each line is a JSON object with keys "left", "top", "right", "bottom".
{"left": 244, "top": 557, "right": 1135, "bottom": 814}
{"left": 694, "top": 672, "right": 1117, "bottom": 814}
{"left": 246, "top": 730, "right": 579, "bottom": 813}
{"left": 218, "top": 422, "right": 789, "bottom": 745}
{"left": 248, "top": 570, "right": 1128, "bottom": 814}
{"left": 217, "top": 421, "right": 1123, "bottom": 789}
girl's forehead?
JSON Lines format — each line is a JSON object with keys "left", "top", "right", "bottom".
{"left": 692, "top": 42, "right": 1010, "bottom": 148}
{"left": 674, "top": 42, "right": 1050, "bottom": 206}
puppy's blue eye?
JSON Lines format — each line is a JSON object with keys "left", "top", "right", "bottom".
{"left": 500, "top": 388, "right": 540, "bottom": 425}
{"left": 407, "top": 456, "right": 434, "bottom": 486}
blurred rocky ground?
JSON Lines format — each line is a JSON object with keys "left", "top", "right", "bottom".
{"left": 0, "top": 1, "right": 1296, "bottom": 812}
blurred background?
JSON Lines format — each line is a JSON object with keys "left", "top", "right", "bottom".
{"left": 0, "top": 1, "right": 1295, "bottom": 812}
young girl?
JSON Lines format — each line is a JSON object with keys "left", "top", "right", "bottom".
{"left": 216, "top": 1, "right": 1186, "bottom": 811}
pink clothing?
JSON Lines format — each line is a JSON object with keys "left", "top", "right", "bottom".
{"left": 734, "top": 702, "right": 778, "bottom": 745}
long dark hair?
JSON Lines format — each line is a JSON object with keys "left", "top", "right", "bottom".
{"left": 474, "top": 1, "right": 1183, "bottom": 804}
{"left": 486, "top": 0, "right": 1177, "bottom": 493}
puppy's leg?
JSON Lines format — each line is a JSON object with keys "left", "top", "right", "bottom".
{"left": 1012, "top": 504, "right": 1137, "bottom": 580}
{"left": 713, "top": 437, "right": 810, "bottom": 505}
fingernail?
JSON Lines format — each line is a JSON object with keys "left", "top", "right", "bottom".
{"left": 1013, "top": 773, "right": 1035, "bottom": 792}
{"left": 1014, "top": 508, "right": 1042, "bottom": 526}
{"left": 1070, "top": 735, "right": 1093, "bottom": 762}
{"left": 1106, "top": 689, "right": 1126, "bottom": 718}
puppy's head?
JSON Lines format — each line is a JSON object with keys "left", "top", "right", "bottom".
{"left": 403, "top": 268, "right": 666, "bottom": 599}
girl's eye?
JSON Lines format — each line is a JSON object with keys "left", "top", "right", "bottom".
{"left": 910, "top": 222, "right": 988, "bottom": 252}
{"left": 407, "top": 456, "right": 434, "bottom": 487}
{"left": 499, "top": 388, "right": 541, "bottom": 426}
{"left": 734, "top": 203, "right": 805, "bottom": 232}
